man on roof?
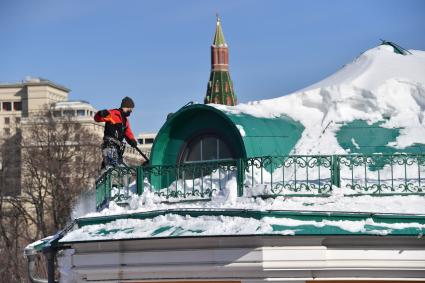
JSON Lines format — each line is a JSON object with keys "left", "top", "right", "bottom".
{"left": 94, "top": 96, "right": 138, "bottom": 170}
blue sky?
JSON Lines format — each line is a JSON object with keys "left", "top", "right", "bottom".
{"left": 1, "top": 0, "right": 424, "bottom": 133}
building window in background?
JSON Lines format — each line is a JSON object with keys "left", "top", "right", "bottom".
{"left": 77, "top": 110, "right": 85, "bottom": 116}
{"left": 4, "top": 117, "right": 10, "bottom": 124}
{"left": 13, "top": 101, "right": 22, "bottom": 111}
{"left": 3, "top": 102, "right": 11, "bottom": 111}
{"left": 4, "top": 128, "right": 10, "bottom": 135}
{"left": 145, "top": 138, "right": 155, "bottom": 144}
{"left": 63, "top": 110, "right": 75, "bottom": 117}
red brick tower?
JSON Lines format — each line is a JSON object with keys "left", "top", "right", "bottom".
{"left": 204, "top": 16, "right": 237, "bottom": 106}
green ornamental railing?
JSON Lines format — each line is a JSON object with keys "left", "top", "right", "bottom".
{"left": 95, "top": 153, "right": 425, "bottom": 211}
{"left": 96, "top": 166, "right": 136, "bottom": 209}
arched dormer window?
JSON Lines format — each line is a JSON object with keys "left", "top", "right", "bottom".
{"left": 180, "top": 134, "right": 234, "bottom": 164}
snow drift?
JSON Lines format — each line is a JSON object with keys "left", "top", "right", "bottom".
{"left": 214, "top": 44, "right": 425, "bottom": 154}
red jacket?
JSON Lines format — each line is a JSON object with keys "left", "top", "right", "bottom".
{"left": 94, "top": 109, "right": 135, "bottom": 143}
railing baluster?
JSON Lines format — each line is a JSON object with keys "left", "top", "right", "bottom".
{"left": 391, "top": 156, "right": 394, "bottom": 191}
{"left": 251, "top": 161, "right": 254, "bottom": 187}
{"left": 418, "top": 156, "right": 421, "bottom": 188}
{"left": 377, "top": 163, "right": 381, "bottom": 194}
{"left": 351, "top": 158, "right": 354, "bottom": 191}
{"left": 404, "top": 157, "right": 408, "bottom": 191}
{"left": 364, "top": 156, "right": 367, "bottom": 190}
{"left": 294, "top": 157, "right": 297, "bottom": 191}
{"left": 260, "top": 158, "right": 264, "bottom": 184}
{"left": 183, "top": 169, "right": 186, "bottom": 197}
{"left": 201, "top": 168, "right": 204, "bottom": 197}
{"left": 271, "top": 158, "right": 273, "bottom": 190}
{"left": 318, "top": 157, "right": 321, "bottom": 193}
{"left": 282, "top": 157, "right": 285, "bottom": 191}
{"left": 192, "top": 167, "right": 195, "bottom": 196}
{"left": 210, "top": 165, "right": 213, "bottom": 196}
{"left": 306, "top": 157, "right": 309, "bottom": 190}
{"left": 218, "top": 166, "right": 222, "bottom": 191}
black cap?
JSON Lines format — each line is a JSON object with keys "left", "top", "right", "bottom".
{"left": 121, "top": 96, "right": 135, "bottom": 108}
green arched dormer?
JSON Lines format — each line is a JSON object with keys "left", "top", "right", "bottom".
{"left": 150, "top": 104, "right": 304, "bottom": 166}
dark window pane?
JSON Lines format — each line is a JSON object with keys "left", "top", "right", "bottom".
{"left": 53, "top": 111, "right": 61, "bottom": 117}
{"left": 63, "top": 110, "right": 75, "bottom": 116}
{"left": 3, "top": 102, "right": 11, "bottom": 111}
{"left": 4, "top": 117, "right": 10, "bottom": 124}
{"left": 13, "top": 102, "right": 22, "bottom": 111}
{"left": 145, "top": 138, "right": 155, "bottom": 144}
{"left": 182, "top": 135, "right": 234, "bottom": 164}
{"left": 202, "top": 137, "right": 217, "bottom": 160}
{"left": 76, "top": 110, "right": 85, "bottom": 116}
{"left": 137, "top": 139, "right": 144, "bottom": 144}
{"left": 219, "top": 139, "right": 232, "bottom": 159}
{"left": 186, "top": 141, "right": 202, "bottom": 162}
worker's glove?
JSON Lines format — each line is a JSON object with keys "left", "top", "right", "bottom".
{"left": 98, "top": 109, "right": 109, "bottom": 117}
{"left": 128, "top": 139, "right": 138, "bottom": 148}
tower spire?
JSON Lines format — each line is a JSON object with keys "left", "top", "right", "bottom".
{"left": 213, "top": 14, "right": 227, "bottom": 47}
{"left": 204, "top": 16, "right": 237, "bottom": 106}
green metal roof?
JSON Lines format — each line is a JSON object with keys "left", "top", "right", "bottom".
{"left": 54, "top": 209, "right": 425, "bottom": 245}
{"left": 226, "top": 111, "right": 304, "bottom": 157}
{"left": 336, "top": 119, "right": 425, "bottom": 156}
{"left": 380, "top": 40, "right": 412, "bottom": 55}
{"left": 150, "top": 104, "right": 304, "bottom": 166}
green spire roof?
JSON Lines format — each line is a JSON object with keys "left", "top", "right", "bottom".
{"left": 213, "top": 16, "right": 227, "bottom": 47}
{"left": 205, "top": 15, "right": 237, "bottom": 106}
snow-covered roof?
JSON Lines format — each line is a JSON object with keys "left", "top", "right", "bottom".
{"left": 31, "top": 44, "right": 425, "bottom": 247}
{"left": 61, "top": 209, "right": 425, "bottom": 243}
{"left": 213, "top": 45, "right": 425, "bottom": 154}
{"left": 59, "top": 183, "right": 425, "bottom": 243}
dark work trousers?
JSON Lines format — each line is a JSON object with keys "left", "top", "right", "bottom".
{"left": 101, "top": 140, "right": 125, "bottom": 169}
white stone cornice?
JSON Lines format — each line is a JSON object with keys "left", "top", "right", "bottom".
{"left": 61, "top": 236, "right": 425, "bottom": 282}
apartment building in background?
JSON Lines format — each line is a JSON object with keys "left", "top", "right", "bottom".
{"left": 0, "top": 77, "right": 152, "bottom": 195}
{"left": 136, "top": 132, "right": 156, "bottom": 158}
{"left": 0, "top": 77, "right": 104, "bottom": 195}
{"left": 0, "top": 77, "right": 68, "bottom": 139}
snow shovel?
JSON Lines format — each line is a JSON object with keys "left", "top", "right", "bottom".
{"left": 134, "top": 146, "right": 150, "bottom": 165}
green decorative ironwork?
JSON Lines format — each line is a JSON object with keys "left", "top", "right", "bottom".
{"left": 338, "top": 154, "right": 425, "bottom": 195}
{"left": 95, "top": 153, "right": 425, "bottom": 211}
{"left": 109, "top": 166, "right": 136, "bottom": 204}
{"left": 95, "top": 166, "right": 136, "bottom": 210}
{"left": 243, "top": 156, "right": 333, "bottom": 197}
{"left": 95, "top": 169, "right": 111, "bottom": 209}
{"left": 145, "top": 160, "right": 238, "bottom": 199}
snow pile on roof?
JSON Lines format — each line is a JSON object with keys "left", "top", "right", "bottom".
{"left": 61, "top": 211, "right": 425, "bottom": 243}
{"left": 82, "top": 184, "right": 425, "bottom": 218}
{"left": 214, "top": 45, "right": 425, "bottom": 154}
{"left": 66, "top": 182, "right": 425, "bottom": 242}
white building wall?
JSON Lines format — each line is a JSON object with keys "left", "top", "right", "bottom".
{"left": 59, "top": 236, "right": 425, "bottom": 282}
